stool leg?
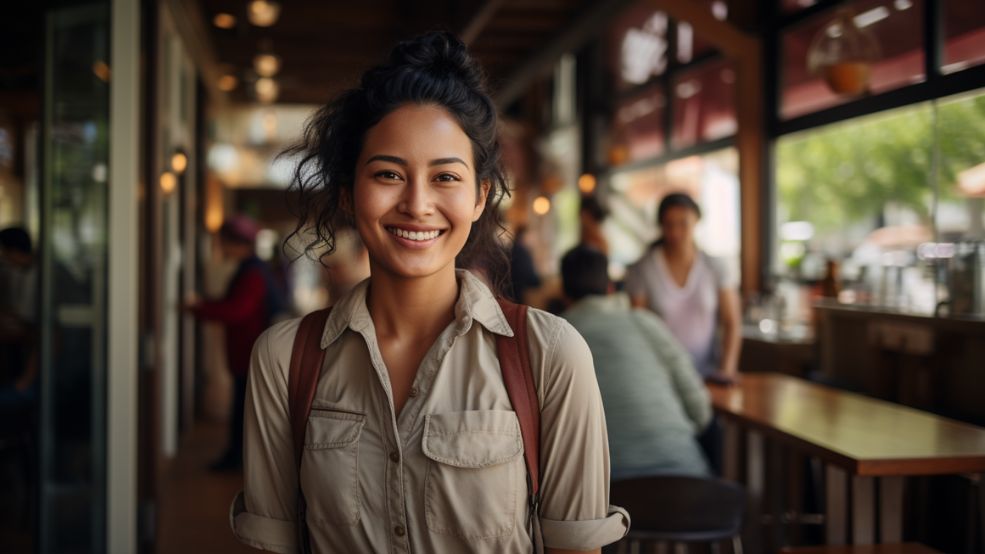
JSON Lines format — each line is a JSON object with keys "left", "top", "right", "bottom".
{"left": 731, "top": 536, "right": 744, "bottom": 554}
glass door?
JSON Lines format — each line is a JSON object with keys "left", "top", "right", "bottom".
{"left": 39, "top": 3, "right": 110, "bottom": 552}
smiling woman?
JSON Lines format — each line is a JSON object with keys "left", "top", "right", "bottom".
{"left": 229, "top": 31, "right": 630, "bottom": 554}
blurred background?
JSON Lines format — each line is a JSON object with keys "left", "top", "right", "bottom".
{"left": 0, "top": 0, "right": 984, "bottom": 553}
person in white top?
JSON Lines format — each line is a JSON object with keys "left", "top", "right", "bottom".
{"left": 624, "top": 193, "right": 742, "bottom": 382}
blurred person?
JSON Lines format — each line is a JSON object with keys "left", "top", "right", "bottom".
{"left": 231, "top": 32, "right": 627, "bottom": 554}
{"left": 625, "top": 193, "right": 742, "bottom": 383}
{"left": 0, "top": 226, "right": 38, "bottom": 411}
{"left": 187, "top": 214, "right": 284, "bottom": 471}
{"left": 561, "top": 245, "right": 712, "bottom": 479}
{"left": 322, "top": 227, "right": 370, "bottom": 305}
{"left": 579, "top": 195, "right": 608, "bottom": 254}
{"left": 509, "top": 224, "right": 542, "bottom": 304}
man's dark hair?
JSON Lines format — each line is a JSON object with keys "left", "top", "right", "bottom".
{"left": 0, "top": 226, "right": 32, "bottom": 255}
{"left": 561, "top": 245, "right": 609, "bottom": 301}
{"left": 580, "top": 195, "right": 607, "bottom": 223}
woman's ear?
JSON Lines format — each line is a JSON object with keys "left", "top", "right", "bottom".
{"left": 473, "top": 180, "right": 491, "bottom": 222}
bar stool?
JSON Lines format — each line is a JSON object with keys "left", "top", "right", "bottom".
{"left": 611, "top": 475, "right": 747, "bottom": 554}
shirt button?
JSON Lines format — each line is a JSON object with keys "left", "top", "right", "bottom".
{"left": 409, "top": 386, "right": 419, "bottom": 398}
{"left": 389, "top": 451, "right": 400, "bottom": 463}
{"left": 394, "top": 525, "right": 406, "bottom": 537}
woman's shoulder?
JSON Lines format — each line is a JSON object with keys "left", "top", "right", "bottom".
{"left": 521, "top": 306, "right": 595, "bottom": 394}
{"left": 251, "top": 317, "right": 305, "bottom": 383}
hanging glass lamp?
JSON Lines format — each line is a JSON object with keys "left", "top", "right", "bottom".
{"left": 807, "top": 8, "right": 881, "bottom": 96}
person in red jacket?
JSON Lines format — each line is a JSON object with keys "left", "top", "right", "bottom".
{"left": 188, "top": 215, "right": 282, "bottom": 471}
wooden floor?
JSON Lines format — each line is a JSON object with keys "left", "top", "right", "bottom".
{"left": 157, "top": 420, "right": 254, "bottom": 554}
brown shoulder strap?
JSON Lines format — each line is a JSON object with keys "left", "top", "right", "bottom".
{"left": 288, "top": 308, "right": 332, "bottom": 466}
{"left": 495, "top": 298, "right": 541, "bottom": 499}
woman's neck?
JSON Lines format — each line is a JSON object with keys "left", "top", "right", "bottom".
{"left": 366, "top": 265, "right": 459, "bottom": 340}
{"left": 662, "top": 242, "right": 696, "bottom": 264}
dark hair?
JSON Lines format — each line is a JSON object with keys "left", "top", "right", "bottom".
{"left": 561, "top": 245, "right": 609, "bottom": 301}
{"left": 579, "top": 195, "right": 607, "bottom": 223}
{"left": 284, "top": 31, "right": 510, "bottom": 293}
{"left": 657, "top": 192, "right": 702, "bottom": 225}
{"left": 0, "top": 227, "right": 32, "bottom": 255}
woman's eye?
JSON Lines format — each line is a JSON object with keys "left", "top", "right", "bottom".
{"left": 375, "top": 170, "right": 402, "bottom": 181}
{"left": 434, "top": 173, "right": 461, "bottom": 183}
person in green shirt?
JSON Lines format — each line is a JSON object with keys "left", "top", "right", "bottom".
{"left": 561, "top": 245, "right": 712, "bottom": 479}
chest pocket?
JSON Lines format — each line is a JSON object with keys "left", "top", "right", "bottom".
{"left": 422, "top": 410, "right": 524, "bottom": 541}
{"left": 299, "top": 406, "right": 365, "bottom": 526}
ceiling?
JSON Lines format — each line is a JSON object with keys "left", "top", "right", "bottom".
{"left": 199, "top": 0, "right": 602, "bottom": 105}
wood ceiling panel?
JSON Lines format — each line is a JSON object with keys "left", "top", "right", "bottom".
{"left": 200, "top": 0, "right": 591, "bottom": 104}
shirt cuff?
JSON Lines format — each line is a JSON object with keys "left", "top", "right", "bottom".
{"left": 230, "top": 490, "right": 298, "bottom": 554}
{"left": 540, "top": 504, "right": 631, "bottom": 550}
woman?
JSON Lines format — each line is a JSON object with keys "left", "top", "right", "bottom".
{"left": 624, "top": 193, "right": 741, "bottom": 382}
{"left": 230, "top": 32, "right": 628, "bottom": 554}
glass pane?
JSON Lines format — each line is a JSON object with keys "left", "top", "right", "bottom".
{"left": 935, "top": 88, "right": 985, "bottom": 316}
{"left": 942, "top": 0, "right": 985, "bottom": 74}
{"left": 40, "top": 4, "right": 110, "bottom": 552}
{"left": 775, "top": 102, "right": 936, "bottom": 313}
{"left": 781, "top": 0, "right": 925, "bottom": 120}
{"left": 606, "top": 4, "right": 670, "bottom": 91}
{"left": 671, "top": 59, "right": 737, "bottom": 148}
{"left": 608, "top": 85, "right": 666, "bottom": 165}
{"left": 606, "top": 148, "right": 740, "bottom": 280}
{"left": 780, "top": 0, "right": 821, "bottom": 14}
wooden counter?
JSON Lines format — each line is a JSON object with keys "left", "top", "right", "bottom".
{"left": 710, "top": 373, "right": 985, "bottom": 547}
{"left": 813, "top": 302, "right": 985, "bottom": 424}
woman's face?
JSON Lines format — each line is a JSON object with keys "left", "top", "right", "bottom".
{"left": 352, "top": 103, "right": 487, "bottom": 281}
{"left": 659, "top": 205, "right": 698, "bottom": 250}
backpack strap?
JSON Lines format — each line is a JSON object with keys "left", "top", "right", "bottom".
{"left": 495, "top": 298, "right": 541, "bottom": 501}
{"left": 288, "top": 308, "right": 332, "bottom": 466}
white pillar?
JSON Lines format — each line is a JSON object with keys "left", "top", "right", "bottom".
{"left": 108, "top": 0, "right": 141, "bottom": 550}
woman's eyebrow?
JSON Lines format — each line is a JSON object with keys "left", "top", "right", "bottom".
{"left": 365, "top": 154, "right": 406, "bottom": 166}
{"left": 429, "top": 157, "right": 469, "bottom": 169}
{"left": 363, "top": 154, "right": 470, "bottom": 169}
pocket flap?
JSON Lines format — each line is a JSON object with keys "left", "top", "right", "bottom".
{"left": 305, "top": 407, "right": 366, "bottom": 449}
{"left": 422, "top": 410, "right": 522, "bottom": 468}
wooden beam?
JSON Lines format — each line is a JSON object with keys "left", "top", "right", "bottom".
{"left": 166, "top": 0, "right": 228, "bottom": 105}
{"left": 461, "top": 0, "right": 507, "bottom": 45}
{"left": 494, "top": 0, "right": 636, "bottom": 108}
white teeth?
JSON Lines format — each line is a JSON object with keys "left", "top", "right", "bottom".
{"left": 388, "top": 227, "right": 440, "bottom": 241}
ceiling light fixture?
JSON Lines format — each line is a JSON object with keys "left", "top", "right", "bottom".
{"left": 254, "top": 53, "right": 282, "bottom": 78}
{"left": 213, "top": 13, "right": 236, "bottom": 29}
{"left": 255, "top": 77, "right": 279, "bottom": 103}
{"left": 248, "top": 0, "right": 281, "bottom": 27}
{"left": 217, "top": 74, "right": 238, "bottom": 92}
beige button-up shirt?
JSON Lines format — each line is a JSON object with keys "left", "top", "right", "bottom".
{"left": 230, "top": 270, "right": 630, "bottom": 553}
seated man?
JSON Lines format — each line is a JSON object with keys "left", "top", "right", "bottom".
{"left": 560, "top": 245, "right": 712, "bottom": 479}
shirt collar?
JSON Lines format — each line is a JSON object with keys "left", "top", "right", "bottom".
{"left": 320, "top": 269, "right": 513, "bottom": 348}
{"left": 567, "top": 292, "right": 631, "bottom": 315}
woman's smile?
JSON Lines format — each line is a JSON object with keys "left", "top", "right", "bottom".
{"left": 385, "top": 225, "right": 447, "bottom": 248}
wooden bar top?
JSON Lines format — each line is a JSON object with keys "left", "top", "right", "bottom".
{"left": 709, "top": 373, "right": 985, "bottom": 476}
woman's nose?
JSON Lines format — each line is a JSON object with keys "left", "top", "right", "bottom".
{"left": 398, "top": 177, "right": 434, "bottom": 218}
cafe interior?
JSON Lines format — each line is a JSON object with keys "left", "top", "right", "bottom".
{"left": 0, "top": 0, "right": 984, "bottom": 553}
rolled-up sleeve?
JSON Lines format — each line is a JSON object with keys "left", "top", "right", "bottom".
{"left": 528, "top": 313, "right": 631, "bottom": 550}
{"left": 230, "top": 319, "right": 301, "bottom": 553}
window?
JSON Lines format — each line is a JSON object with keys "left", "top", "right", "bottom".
{"left": 942, "top": 0, "right": 985, "bottom": 74}
{"left": 607, "top": 5, "right": 670, "bottom": 91}
{"left": 671, "top": 58, "right": 737, "bottom": 148}
{"left": 774, "top": 87, "right": 985, "bottom": 314}
{"left": 605, "top": 148, "right": 740, "bottom": 280}
{"left": 608, "top": 85, "right": 666, "bottom": 165}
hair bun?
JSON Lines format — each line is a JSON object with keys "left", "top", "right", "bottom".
{"left": 385, "top": 31, "right": 485, "bottom": 90}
